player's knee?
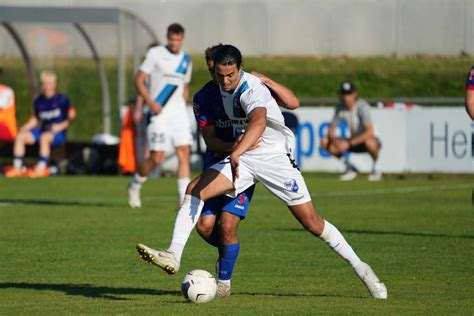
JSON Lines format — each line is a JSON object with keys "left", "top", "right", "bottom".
{"left": 220, "top": 222, "right": 238, "bottom": 243}
{"left": 196, "top": 218, "right": 213, "bottom": 239}
{"left": 39, "top": 132, "right": 53, "bottom": 143}
{"left": 150, "top": 152, "right": 164, "bottom": 164}
{"left": 176, "top": 146, "right": 190, "bottom": 159}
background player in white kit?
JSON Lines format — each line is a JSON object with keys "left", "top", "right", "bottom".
{"left": 137, "top": 45, "right": 387, "bottom": 299}
{"left": 128, "top": 23, "right": 193, "bottom": 207}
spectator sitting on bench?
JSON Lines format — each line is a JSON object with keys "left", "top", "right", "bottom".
{"left": 320, "top": 81, "right": 382, "bottom": 182}
{"left": 6, "top": 71, "right": 76, "bottom": 178}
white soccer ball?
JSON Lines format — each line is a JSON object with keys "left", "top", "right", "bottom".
{"left": 181, "top": 269, "right": 217, "bottom": 303}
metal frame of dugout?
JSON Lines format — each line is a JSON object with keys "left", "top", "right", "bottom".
{"left": 0, "top": 5, "right": 159, "bottom": 135}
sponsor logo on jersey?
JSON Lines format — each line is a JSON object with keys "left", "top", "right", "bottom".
{"left": 237, "top": 193, "right": 248, "bottom": 205}
{"left": 38, "top": 108, "right": 61, "bottom": 120}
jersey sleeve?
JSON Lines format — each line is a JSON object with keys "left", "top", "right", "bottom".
{"left": 193, "top": 93, "right": 215, "bottom": 128}
{"left": 466, "top": 66, "right": 474, "bottom": 91}
{"left": 184, "top": 59, "right": 192, "bottom": 84}
{"left": 138, "top": 48, "right": 157, "bottom": 74}
{"left": 358, "top": 100, "right": 372, "bottom": 126}
{"left": 240, "top": 81, "right": 272, "bottom": 115}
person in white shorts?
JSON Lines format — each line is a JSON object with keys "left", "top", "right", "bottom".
{"left": 136, "top": 45, "right": 387, "bottom": 299}
{"left": 128, "top": 23, "right": 193, "bottom": 207}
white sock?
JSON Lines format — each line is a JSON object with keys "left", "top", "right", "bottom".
{"left": 319, "top": 220, "right": 363, "bottom": 273}
{"left": 372, "top": 159, "right": 379, "bottom": 173}
{"left": 13, "top": 157, "right": 23, "bottom": 170}
{"left": 36, "top": 160, "right": 47, "bottom": 171}
{"left": 218, "top": 279, "right": 231, "bottom": 285}
{"left": 130, "top": 173, "right": 147, "bottom": 190}
{"left": 168, "top": 195, "right": 204, "bottom": 262}
{"left": 177, "top": 177, "right": 191, "bottom": 204}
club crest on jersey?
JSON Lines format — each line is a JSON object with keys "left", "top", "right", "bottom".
{"left": 284, "top": 179, "right": 299, "bottom": 193}
{"left": 237, "top": 193, "right": 248, "bottom": 205}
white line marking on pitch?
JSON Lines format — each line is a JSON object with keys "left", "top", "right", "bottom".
{"left": 142, "top": 183, "right": 472, "bottom": 202}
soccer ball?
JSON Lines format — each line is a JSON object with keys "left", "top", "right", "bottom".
{"left": 181, "top": 269, "right": 217, "bottom": 303}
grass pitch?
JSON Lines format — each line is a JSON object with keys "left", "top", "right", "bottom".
{"left": 0, "top": 174, "right": 473, "bottom": 314}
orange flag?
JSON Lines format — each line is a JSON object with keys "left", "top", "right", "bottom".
{"left": 0, "top": 84, "right": 17, "bottom": 141}
{"left": 118, "top": 106, "right": 137, "bottom": 174}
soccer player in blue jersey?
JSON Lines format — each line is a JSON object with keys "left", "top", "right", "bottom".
{"left": 190, "top": 44, "right": 299, "bottom": 296}
{"left": 6, "top": 71, "right": 76, "bottom": 178}
{"left": 128, "top": 23, "right": 193, "bottom": 207}
{"left": 465, "top": 66, "right": 474, "bottom": 119}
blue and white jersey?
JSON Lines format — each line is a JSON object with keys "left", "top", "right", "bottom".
{"left": 193, "top": 80, "right": 234, "bottom": 168}
{"left": 139, "top": 45, "right": 192, "bottom": 120}
{"left": 219, "top": 71, "right": 295, "bottom": 156}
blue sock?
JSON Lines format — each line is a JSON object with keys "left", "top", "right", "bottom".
{"left": 218, "top": 243, "right": 240, "bottom": 281}
{"left": 39, "top": 156, "right": 49, "bottom": 163}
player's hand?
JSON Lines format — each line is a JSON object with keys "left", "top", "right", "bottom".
{"left": 251, "top": 70, "right": 269, "bottom": 84}
{"left": 335, "top": 139, "right": 350, "bottom": 152}
{"left": 149, "top": 101, "right": 162, "bottom": 115}
{"left": 230, "top": 153, "right": 240, "bottom": 184}
{"left": 133, "top": 109, "right": 143, "bottom": 124}
{"left": 50, "top": 124, "right": 63, "bottom": 133}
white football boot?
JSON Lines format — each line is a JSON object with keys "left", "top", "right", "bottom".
{"left": 128, "top": 184, "right": 142, "bottom": 208}
{"left": 357, "top": 262, "right": 387, "bottom": 299}
{"left": 136, "top": 243, "right": 180, "bottom": 274}
{"left": 368, "top": 170, "right": 382, "bottom": 182}
{"left": 339, "top": 169, "right": 358, "bottom": 181}
{"left": 216, "top": 281, "right": 231, "bottom": 298}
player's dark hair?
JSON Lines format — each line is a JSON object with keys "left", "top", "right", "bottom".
{"left": 205, "top": 43, "right": 224, "bottom": 63}
{"left": 167, "top": 23, "right": 185, "bottom": 35}
{"left": 213, "top": 45, "right": 243, "bottom": 68}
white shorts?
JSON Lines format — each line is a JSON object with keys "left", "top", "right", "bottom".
{"left": 210, "top": 152, "right": 312, "bottom": 206}
{"left": 147, "top": 115, "right": 193, "bottom": 152}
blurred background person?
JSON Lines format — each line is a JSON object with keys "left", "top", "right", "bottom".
{"left": 320, "top": 81, "right": 381, "bottom": 181}
{"left": 128, "top": 23, "right": 193, "bottom": 208}
{"left": 6, "top": 70, "right": 76, "bottom": 178}
{"left": 465, "top": 66, "right": 474, "bottom": 120}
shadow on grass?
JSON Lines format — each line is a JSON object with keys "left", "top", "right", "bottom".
{"left": 0, "top": 199, "right": 118, "bottom": 208}
{"left": 237, "top": 291, "right": 363, "bottom": 299}
{"left": 278, "top": 228, "right": 474, "bottom": 239}
{"left": 0, "top": 282, "right": 181, "bottom": 301}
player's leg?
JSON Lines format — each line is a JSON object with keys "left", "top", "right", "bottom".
{"left": 137, "top": 157, "right": 255, "bottom": 274}
{"left": 175, "top": 145, "right": 191, "bottom": 203}
{"left": 216, "top": 211, "right": 241, "bottom": 298}
{"left": 137, "top": 166, "right": 235, "bottom": 274}
{"left": 173, "top": 121, "right": 193, "bottom": 203}
{"left": 196, "top": 208, "right": 220, "bottom": 247}
{"left": 128, "top": 120, "right": 167, "bottom": 208}
{"left": 321, "top": 137, "right": 357, "bottom": 180}
{"left": 365, "top": 137, "right": 382, "bottom": 181}
{"left": 320, "top": 137, "right": 343, "bottom": 158}
{"left": 7, "top": 129, "right": 36, "bottom": 177}
{"left": 256, "top": 153, "right": 387, "bottom": 299}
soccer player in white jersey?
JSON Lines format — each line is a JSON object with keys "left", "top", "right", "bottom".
{"left": 136, "top": 45, "right": 387, "bottom": 299}
{"left": 128, "top": 23, "right": 193, "bottom": 207}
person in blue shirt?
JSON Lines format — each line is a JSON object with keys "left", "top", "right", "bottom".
{"left": 7, "top": 71, "right": 76, "bottom": 178}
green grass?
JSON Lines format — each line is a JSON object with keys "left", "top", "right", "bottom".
{"left": 0, "top": 56, "right": 471, "bottom": 140}
{"left": 0, "top": 174, "right": 473, "bottom": 314}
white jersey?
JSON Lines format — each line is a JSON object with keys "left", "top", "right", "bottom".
{"left": 139, "top": 45, "right": 192, "bottom": 120}
{"left": 219, "top": 71, "right": 295, "bottom": 156}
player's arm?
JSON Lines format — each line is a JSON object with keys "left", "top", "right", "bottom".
{"left": 201, "top": 125, "right": 235, "bottom": 154}
{"left": 19, "top": 115, "right": 38, "bottom": 132}
{"left": 183, "top": 84, "right": 190, "bottom": 104}
{"left": 466, "top": 89, "right": 474, "bottom": 120}
{"left": 230, "top": 108, "right": 266, "bottom": 179}
{"left": 251, "top": 71, "right": 299, "bottom": 110}
{"left": 133, "top": 95, "right": 144, "bottom": 124}
{"left": 349, "top": 123, "right": 374, "bottom": 146}
{"left": 135, "top": 71, "right": 162, "bottom": 115}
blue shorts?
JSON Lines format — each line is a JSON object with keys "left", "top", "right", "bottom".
{"left": 201, "top": 185, "right": 255, "bottom": 219}
{"left": 201, "top": 153, "right": 255, "bottom": 219}
{"left": 31, "top": 128, "right": 66, "bottom": 147}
